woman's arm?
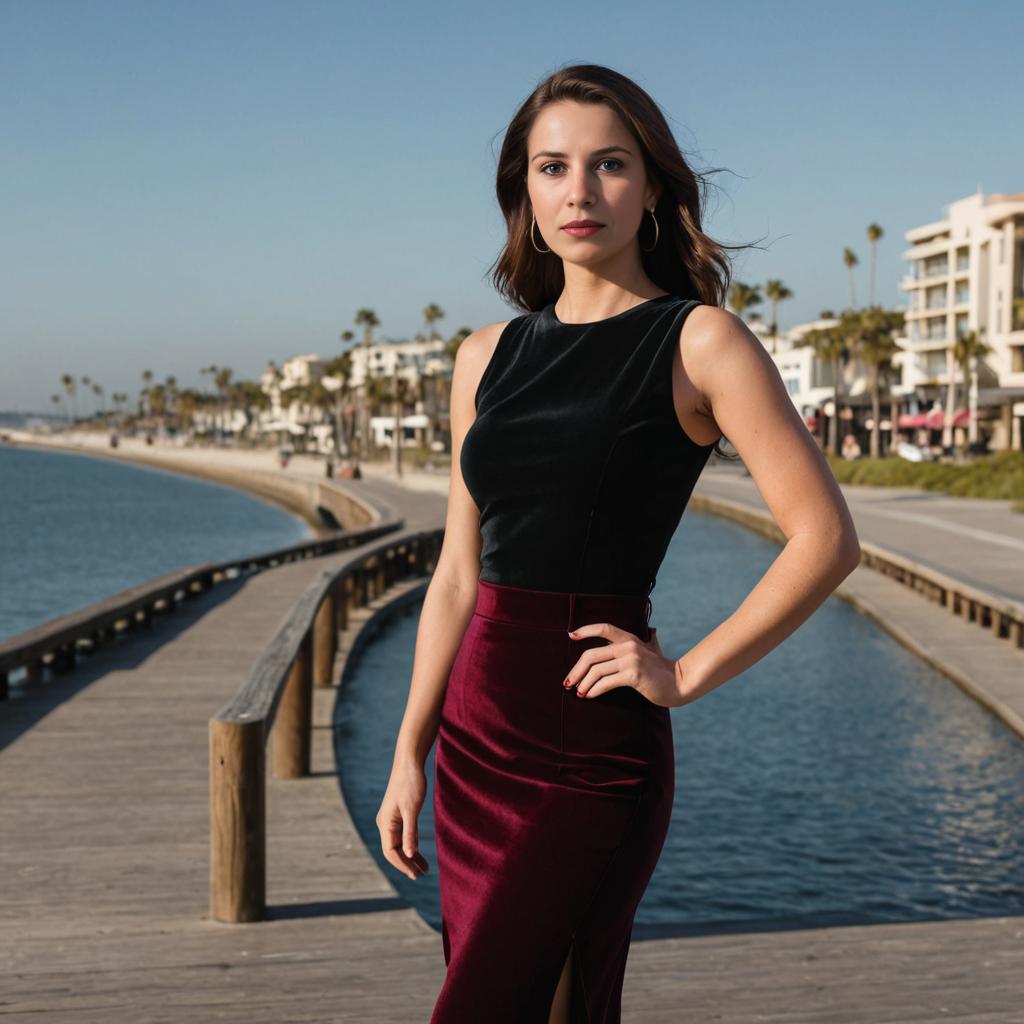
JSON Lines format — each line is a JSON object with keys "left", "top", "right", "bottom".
{"left": 388, "top": 319, "right": 508, "bottom": 770}
{"left": 377, "top": 320, "right": 508, "bottom": 879}
{"left": 672, "top": 306, "right": 862, "bottom": 704}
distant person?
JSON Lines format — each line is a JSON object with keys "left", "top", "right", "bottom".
{"left": 842, "top": 433, "right": 862, "bottom": 460}
{"left": 376, "top": 63, "right": 862, "bottom": 1023}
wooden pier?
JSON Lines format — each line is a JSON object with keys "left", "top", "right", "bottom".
{"left": 1, "top": 457, "right": 1022, "bottom": 1021}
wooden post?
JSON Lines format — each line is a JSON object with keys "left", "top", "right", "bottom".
{"left": 1010, "top": 618, "right": 1023, "bottom": 649}
{"left": 273, "top": 631, "right": 313, "bottom": 779}
{"left": 313, "top": 594, "right": 336, "bottom": 689}
{"left": 336, "top": 579, "right": 350, "bottom": 633}
{"left": 209, "top": 718, "right": 265, "bottom": 922}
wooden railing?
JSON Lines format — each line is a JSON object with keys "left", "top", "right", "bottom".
{"left": 0, "top": 519, "right": 405, "bottom": 699}
{"left": 208, "top": 527, "right": 443, "bottom": 923}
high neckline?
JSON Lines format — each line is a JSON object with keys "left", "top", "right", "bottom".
{"left": 544, "top": 293, "right": 675, "bottom": 327}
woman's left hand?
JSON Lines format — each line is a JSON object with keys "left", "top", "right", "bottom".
{"left": 564, "top": 624, "right": 683, "bottom": 709}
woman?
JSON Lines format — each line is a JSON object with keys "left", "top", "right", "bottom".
{"left": 376, "top": 64, "right": 861, "bottom": 1023}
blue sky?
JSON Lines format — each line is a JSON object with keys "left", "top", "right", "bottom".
{"left": 2, "top": 0, "right": 1021, "bottom": 413}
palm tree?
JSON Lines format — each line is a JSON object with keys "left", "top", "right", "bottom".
{"left": 422, "top": 303, "right": 446, "bottom": 342}
{"left": 727, "top": 282, "right": 763, "bottom": 322}
{"left": 392, "top": 360, "right": 411, "bottom": 476}
{"left": 92, "top": 383, "right": 104, "bottom": 423}
{"left": 852, "top": 306, "right": 903, "bottom": 457}
{"left": 60, "top": 373, "right": 77, "bottom": 423}
{"left": 797, "top": 323, "right": 850, "bottom": 455}
{"left": 866, "top": 223, "right": 884, "bottom": 306}
{"left": 50, "top": 394, "right": 61, "bottom": 421}
{"left": 843, "top": 248, "right": 859, "bottom": 308}
{"left": 945, "top": 328, "right": 993, "bottom": 451}
{"left": 80, "top": 376, "right": 92, "bottom": 419}
{"left": 141, "top": 369, "right": 154, "bottom": 419}
{"left": 111, "top": 391, "right": 129, "bottom": 428}
{"left": 214, "top": 368, "right": 234, "bottom": 441}
{"left": 762, "top": 279, "right": 793, "bottom": 353}
{"left": 176, "top": 390, "right": 198, "bottom": 436}
{"left": 354, "top": 309, "right": 380, "bottom": 460}
{"left": 320, "top": 352, "right": 355, "bottom": 458}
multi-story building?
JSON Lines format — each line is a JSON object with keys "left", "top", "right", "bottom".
{"left": 900, "top": 190, "right": 1024, "bottom": 449}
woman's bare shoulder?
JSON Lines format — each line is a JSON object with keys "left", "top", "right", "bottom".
{"left": 454, "top": 319, "right": 514, "bottom": 403}
{"left": 678, "top": 305, "right": 763, "bottom": 398}
{"left": 457, "top": 319, "right": 513, "bottom": 366}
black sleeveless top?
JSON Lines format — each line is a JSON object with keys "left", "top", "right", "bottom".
{"left": 460, "top": 294, "right": 715, "bottom": 599}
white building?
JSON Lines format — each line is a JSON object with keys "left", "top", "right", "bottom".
{"left": 345, "top": 337, "right": 449, "bottom": 389}
{"left": 761, "top": 316, "right": 845, "bottom": 428}
{"left": 900, "top": 190, "right": 1024, "bottom": 449}
{"left": 259, "top": 354, "right": 324, "bottom": 443}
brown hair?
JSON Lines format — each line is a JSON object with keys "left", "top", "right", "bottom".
{"left": 488, "top": 62, "right": 751, "bottom": 459}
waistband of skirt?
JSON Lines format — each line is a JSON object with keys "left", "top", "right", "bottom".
{"left": 474, "top": 577, "right": 651, "bottom": 636}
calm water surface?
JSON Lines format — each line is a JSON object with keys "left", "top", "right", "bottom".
{"left": 334, "top": 508, "right": 1024, "bottom": 933}
{"left": 0, "top": 444, "right": 311, "bottom": 642}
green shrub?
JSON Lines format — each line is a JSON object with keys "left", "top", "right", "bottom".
{"left": 824, "top": 449, "right": 1024, "bottom": 503}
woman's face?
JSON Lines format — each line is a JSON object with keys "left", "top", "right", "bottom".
{"left": 525, "top": 100, "right": 657, "bottom": 266}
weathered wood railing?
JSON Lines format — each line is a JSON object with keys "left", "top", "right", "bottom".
{"left": 208, "top": 527, "right": 443, "bottom": 923}
{"left": 0, "top": 519, "right": 405, "bottom": 699}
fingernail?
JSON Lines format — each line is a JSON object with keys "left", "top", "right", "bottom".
{"left": 563, "top": 678, "right": 571, "bottom": 687}
{"left": 567, "top": 629, "right": 577, "bottom": 637}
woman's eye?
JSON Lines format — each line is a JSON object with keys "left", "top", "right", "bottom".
{"left": 539, "top": 159, "right": 623, "bottom": 175}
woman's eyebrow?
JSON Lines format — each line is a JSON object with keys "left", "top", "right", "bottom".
{"left": 530, "top": 145, "right": 633, "bottom": 162}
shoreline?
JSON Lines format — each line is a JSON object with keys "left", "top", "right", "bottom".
{"left": 2, "top": 429, "right": 393, "bottom": 534}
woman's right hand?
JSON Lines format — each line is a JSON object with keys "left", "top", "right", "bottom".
{"left": 376, "top": 760, "right": 430, "bottom": 880}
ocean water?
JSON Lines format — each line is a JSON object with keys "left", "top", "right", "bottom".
{"left": 335, "top": 508, "right": 1024, "bottom": 934}
{"left": 0, "top": 443, "right": 312, "bottom": 642}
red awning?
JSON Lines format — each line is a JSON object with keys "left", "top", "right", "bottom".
{"left": 898, "top": 409, "right": 973, "bottom": 429}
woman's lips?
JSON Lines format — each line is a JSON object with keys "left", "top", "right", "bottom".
{"left": 562, "top": 224, "right": 605, "bottom": 237}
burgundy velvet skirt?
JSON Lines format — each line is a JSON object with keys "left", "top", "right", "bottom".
{"left": 430, "top": 578, "right": 675, "bottom": 1023}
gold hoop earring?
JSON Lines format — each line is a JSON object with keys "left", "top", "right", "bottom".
{"left": 640, "top": 207, "right": 659, "bottom": 253}
{"left": 530, "top": 214, "right": 551, "bottom": 254}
